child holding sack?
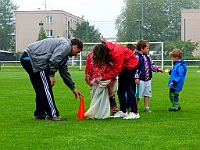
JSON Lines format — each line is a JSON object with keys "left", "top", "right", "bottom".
{"left": 85, "top": 52, "right": 118, "bottom": 119}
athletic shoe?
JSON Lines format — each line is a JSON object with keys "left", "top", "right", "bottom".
{"left": 168, "top": 106, "right": 181, "bottom": 112}
{"left": 144, "top": 108, "right": 152, "bottom": 113}
{"left": 168, "top": 107, "right": 176, "bottom": 111}
{"left": 112, "top": 112, "right": 117, "bottom": 116}
{"left": 113, "top": 111, "right": 128, "bottom": 118}
{"left": 109, "top": 112, "right": 116, "bottom": 118}
{"left": 33, "top": 115, "right": 46, "bottom": 120}
{"left": 123, "top": 112, "right": 140, "bottom": 119}
{"left": 45, "top": 115, "right": 67, "bottom": 121}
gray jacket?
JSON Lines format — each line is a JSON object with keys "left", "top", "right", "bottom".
{"left": 25, "top": 37, "right": 75, "bottom": 90}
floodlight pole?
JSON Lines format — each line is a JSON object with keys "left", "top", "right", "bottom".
{"left": 44, "top": 0, "right": 46, "bottom": 10}
{"left": 183, "top": 19, "right": 186, "bottom": 60}
{"left": 141, "top": 0, "right": 144, "bottom": 39}
{"left": 136, "top": 20, "right": 141, "bottom": 40}
{"left": 85, "top": 21, "right": 89, "bottom": 55}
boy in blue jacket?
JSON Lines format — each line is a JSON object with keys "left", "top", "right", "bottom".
{"left": 167, "top": 49, "right": 187, "bottom": 111}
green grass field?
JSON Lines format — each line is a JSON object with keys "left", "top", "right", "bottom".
{"left": 0, "top": 67, "right": 200, "bottom": 150}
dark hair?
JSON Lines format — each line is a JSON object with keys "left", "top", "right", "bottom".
{"left": 136, "top": 40, "right": 149, "bottom": 51}
{"left": 71, "top": 38, "right": 83, "bottom": 49}
{"left": 92, "top": 43, "right": 109, "bottom": 64}
{"left": 126, "top": 44, "right": 136, "bottom": 51}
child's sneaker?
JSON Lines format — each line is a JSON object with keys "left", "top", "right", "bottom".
{"left": 144, "top": 107, "right": 151, "bottom": 113}
{"left": 110, "top": 111, "right": 117, "bottom": 117}
{"left": 168, "top": 106, "right": 181, "bottom": 112}
{"left": 113, "top": 111, "right": 127, "bottom": 118}
{"left": 123, "top": 112, "right": 140, "bottom": 119}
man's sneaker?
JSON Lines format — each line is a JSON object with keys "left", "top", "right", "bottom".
{"left": 123, "top": 112, "right": 140, "bottom": 119}
{"left": 45, "top": 115, "right": 67, "bottom": 121}
{"left": 144, "top": 107, "right": 151, "bottom": 113}
{"left": 113, "top": 111, "right": 128, "bottom": 118}
{"left": 33, "top": 115, "right": 46, "bottom": 120}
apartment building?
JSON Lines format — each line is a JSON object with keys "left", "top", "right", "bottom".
{"left": 15, "top": 10, "right": 84, "bottom": 52}
{"left": 181, "top": 9, "right": 200, "bottom": 56}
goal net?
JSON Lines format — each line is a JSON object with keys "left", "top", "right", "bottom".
{"left": 76, "top": 42, "right": 164, "bottom": 70}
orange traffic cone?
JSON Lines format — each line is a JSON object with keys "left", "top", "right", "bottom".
{"left": 77, "top": 97, "right": 86, "bottom": 120}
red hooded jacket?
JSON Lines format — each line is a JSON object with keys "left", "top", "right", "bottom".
{"left": 85, "top": 42, "right": 138, "bottom": 80}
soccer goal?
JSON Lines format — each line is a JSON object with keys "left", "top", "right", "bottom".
{"left": 0, "top": 42, "right": 163, "bottom": 71}
{"left": 76, "top": 42, "right": 164, "bottom": 70}
{"left": 118, "top": 42, "right": 164, "bottom": 68}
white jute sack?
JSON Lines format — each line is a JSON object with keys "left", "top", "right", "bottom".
{"left": 85, "top": 80, "right": 111, "bottom": 119}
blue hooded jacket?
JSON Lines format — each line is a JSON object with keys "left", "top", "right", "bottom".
{"left": 168, "top": 60, "right": 187, "bottom": 91}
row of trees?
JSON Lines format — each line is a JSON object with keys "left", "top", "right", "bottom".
{"left": 116, "top": 0, "right": 200, "bottom": 42}
{"left": 115, "top": 0, "right": 200, "bottom": 59}
{"left": 72, "top": 0, "right": 200, "bottom": 59}
{"left": 71, "top": 21, "right": 102, "bottom": 43}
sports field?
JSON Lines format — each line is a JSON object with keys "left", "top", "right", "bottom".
{"left": 0, "top": 67, "right": 200, "bottom": 150}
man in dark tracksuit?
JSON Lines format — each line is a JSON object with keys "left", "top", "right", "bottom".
{"left": 20, "top": 37, "right": 83, "bottom": 121}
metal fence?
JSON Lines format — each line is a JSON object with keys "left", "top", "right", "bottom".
{"left": 1, "top": 59, "right": 200, "bottom": 71}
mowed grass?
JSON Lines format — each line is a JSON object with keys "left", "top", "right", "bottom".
{"left": 0, "top": 67, "right": 200, "bottom": 150}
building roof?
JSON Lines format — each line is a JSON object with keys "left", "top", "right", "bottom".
{"left": 15, "top": 10, "right": 85, "bottom": 21}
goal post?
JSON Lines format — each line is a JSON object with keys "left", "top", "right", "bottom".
{"left": 79, "top": 42, "right": 164, "bottom": 70}
{"left": 118, "top": 42, "right": 164, "bottom": 69}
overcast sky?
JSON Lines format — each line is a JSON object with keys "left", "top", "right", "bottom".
{"left": 13, "top": 0, "right": 125, "bottom": 38}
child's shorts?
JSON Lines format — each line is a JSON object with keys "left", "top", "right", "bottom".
{"left": 138, "top": 80, "right": 152, "bottom": 98}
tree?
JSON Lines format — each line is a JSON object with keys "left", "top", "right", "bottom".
{"left": 0, "top": 28, "right": 6, "bottom": 49}
{"left": 164, "top": 40, "right": 199, "bottom": 59}
{"left": 115, "top": 0, "right": 138, "bottom": 42}
{"left": 36, "top": 25, "right": 47, "bottom": 41}
{"left": 116, "top": 0, "right": 200, "bottom": 42}
{"left": 71, "top": 21, "right": 102, "bottom": 43}
{"left": 0, "top": 0, "right": 18, "bottom": 51}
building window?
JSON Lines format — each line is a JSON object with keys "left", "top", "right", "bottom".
{"left": 46, "top": 16, "right": 53, "bottom": 23}
{"left": 46, "top": 30, "right": 53, "bottom": 37}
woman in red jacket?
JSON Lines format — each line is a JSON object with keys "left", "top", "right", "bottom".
{"left": 88, "top": 41, "right": 140, "bottom": 119}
